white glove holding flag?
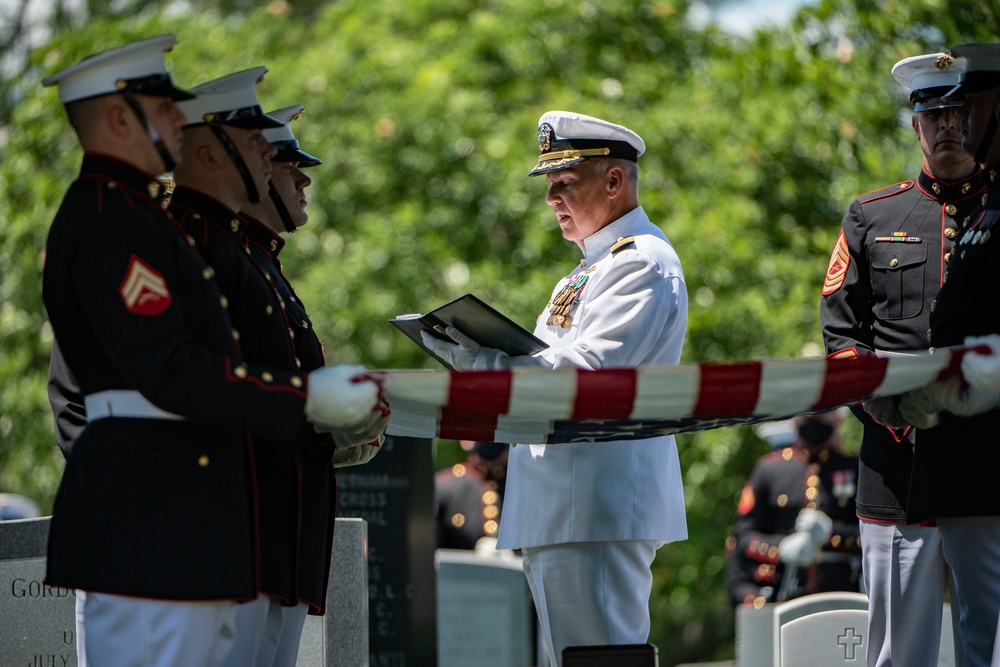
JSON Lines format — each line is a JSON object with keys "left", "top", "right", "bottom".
{"left": 305, "top": 364, "right": 381, "bottom": 428}
{"left": 420, "top": 326, "right": 510, "bottom": 370}
{"left": 893, "top": 375, "right": 1000, "bottom": 425}
{"left": 926, "top": 374, "right": 1000, "bottom": 418}
{"left": 962, "top": 334, "right": 1000, "bottom": 394}
{"left": 896, "top": 386, "right": 943, "bottom": 430}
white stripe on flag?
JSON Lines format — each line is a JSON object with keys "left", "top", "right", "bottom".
{"left": 631, "top": 365, "right": 700, "bottom": 420}
{"left": 507, "top": 367, "right": 576, "bottom": 419}
{"left": 874, "top": 352, "right": 950, "bottom": 397}
{"left": 755, "top": 359, "right": 826, "bottom": 416}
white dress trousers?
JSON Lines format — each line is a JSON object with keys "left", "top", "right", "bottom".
{"left": 77, "top": 590, "right": 237, "bottom": 667}
{"left": 222, "top": 595, "right": 310, "bottom": 667}
{"left": 860, "top": 520, "right": 960, "bottom": 667}
{"left": 522, "top": 541, "right": 660, "bottom": 667}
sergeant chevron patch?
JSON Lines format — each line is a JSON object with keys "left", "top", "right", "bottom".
{"left": 119, "top": 254, "right": 172, "bottom": 315}
{"left": 822, "top": 231, "right": 850, "bottom": 296}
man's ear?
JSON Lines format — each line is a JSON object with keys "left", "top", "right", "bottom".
{"left": 605, "top": 164, "right": 625, "bottom": 199}
{"left": 911, "top": 114, "right": 921, "bottom": 140}
{"left": 196, "top": 142, "right": 222, "bottom": 171}
{"left": 106, "top": 102, "right": 133, "bottom": 138}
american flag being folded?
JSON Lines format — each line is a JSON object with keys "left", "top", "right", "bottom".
{"left": 383, "top": 347, "right": 969, "bottom": 444}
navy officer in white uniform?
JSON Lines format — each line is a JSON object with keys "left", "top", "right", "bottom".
{"left": 423, "top": 110, "right": 688, "bottom": 666}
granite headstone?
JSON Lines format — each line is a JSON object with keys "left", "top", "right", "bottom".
{"left": 736, "top": 592, "right": 959, "bottom": 667}
{"left": 0, "top": 517, "right": 368, "bottom": 667}
{"left": 0, "top": 518, "right": 78, "bottom": 667}
{"left": 336, "top": 435, "right": 437, "bottom": 667}
{"left": 436, "top": 549, "right": 534, "bottom": 667}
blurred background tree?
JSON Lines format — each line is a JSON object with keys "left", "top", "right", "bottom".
{"left": 1, "top": 0, "right": 997, "bottom": 662}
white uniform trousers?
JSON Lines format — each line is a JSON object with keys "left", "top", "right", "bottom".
{"left": 860, "top": 520, "right": 966, "bottom": 667}
{"left": 521, "top": 540, "right": 660, "bottom": 667}
{"left": 938, "top": 517, "right": 1000, "bottom": 667}
{"left": 76, "top": 590, "right": 236, "bottom": 667}
{"left": 993, "top": 615, "right": 1000, "bottom": 667}
{"left": 222, "top": 595, "right": 310, "bottom": 667}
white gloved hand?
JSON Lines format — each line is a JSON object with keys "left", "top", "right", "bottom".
{"left": 419, "top": 326, "right": 509, "bottom": 370}
{"left": 778, "top": 531, "right": 819, "bottom": 567}
{"left": 305, "top": 364, "right": 381, "bottom": 429}
{"left": 332, "top": 436, "right": 382, "bottom": 468}
{"left": 962, "top": 335, "right": 1000, "bottom": 394}
{"left": 322, "top": 407, "right": 389, "bottom": 450}
{"left": 794, "top": 508, "right": 833, "bottom": 544}
{"left": 863, "top": 396, "right": 906, "bottom": 429}
{"left": 930, "top": 374, "right": 1000, "bottom": 417}
{"left": 897, "top": 386, "right": 942, "bottom": 430}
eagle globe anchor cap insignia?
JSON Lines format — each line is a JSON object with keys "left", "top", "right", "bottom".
{"left": 936, "top": 53, "right": 955, "bottom": 69}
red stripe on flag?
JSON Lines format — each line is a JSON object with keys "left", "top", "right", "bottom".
{"left": 572, "top": 368, "right": 637, "bottom": 419}
{"left": 438, "top": 406, "right": 500, "bottom": 442}
{"left": 815, "top": 356, "right": 889, "bottom": 408}
{"left": 693, "top": 362, "right": 762, "bottom": 416}
{"left": 438, "top": 370, "right": 513, "bottom": 441}
{"left": 446, "top": 370, "right": 513, "bottom": 413}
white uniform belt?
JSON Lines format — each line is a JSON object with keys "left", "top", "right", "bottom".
{"left": 84, "top": 390, "right": 185, "bottom": 422}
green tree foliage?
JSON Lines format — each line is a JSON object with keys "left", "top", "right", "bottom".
{"left": 1, "top": 0, "right": 997, "bottom": 662}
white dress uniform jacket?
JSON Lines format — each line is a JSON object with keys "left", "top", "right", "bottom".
{"left": 496, "top": 206, "right": 689, "bottom": 549}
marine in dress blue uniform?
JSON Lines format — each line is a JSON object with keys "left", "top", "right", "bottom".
{"left": 899, "top": 44, "right": 1000, "bottom": 667}
{"left": 820, "top": 52, "right": 982, "bottom": 667}
{"left": 726, "top": 413, "right": 861, "bottom": 606}
{"left": 235, "top": 103, "right": 384, "bottom": 667}
{"left": 422, "top": 111, "right": 688, "bottom": 667}
{"left": 40, "top": 38, "right": 382, "bottom": 667}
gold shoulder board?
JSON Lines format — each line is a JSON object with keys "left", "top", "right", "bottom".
{"left": 610, "top": 235, "right": 636, "bottom": 255}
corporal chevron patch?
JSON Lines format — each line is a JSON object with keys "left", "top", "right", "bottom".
{"left": 822, "top": 230, "right": 850, "bottom": 296}
{"left": 119, "top": 254, "right": 172, "bottom": 315}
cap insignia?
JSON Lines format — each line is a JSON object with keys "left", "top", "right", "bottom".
{"left": 936, "top": 53, "right": 955, "bottom": 69}
{"left": 538, "top": 123, "right": 554, "bottom": 153}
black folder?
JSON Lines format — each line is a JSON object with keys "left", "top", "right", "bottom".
{"left": 390, "top": 293, "right": 548, "bottom": 370}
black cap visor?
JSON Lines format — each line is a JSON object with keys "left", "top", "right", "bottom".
{"left": 272, "top": 139, "right": 322, "bottom": 167}
{"left": 118, "top": 73, "right": 194, "bottom": 101}
{"left": 946, "top": 71, "right": 1000, "bottom": 98}
{"left": 529, "top": 138, "right": 639, "bottom": 176}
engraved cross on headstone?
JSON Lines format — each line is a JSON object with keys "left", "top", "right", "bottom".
{"left": 838, "top": 627, "right": 863, "bottom": 660}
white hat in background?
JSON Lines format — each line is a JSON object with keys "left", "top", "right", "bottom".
{"left": 178, "top": 67, "right": 283, "bottom": 129}
{"left": 264, "top": 104, "right": 321, "bottom": 167}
